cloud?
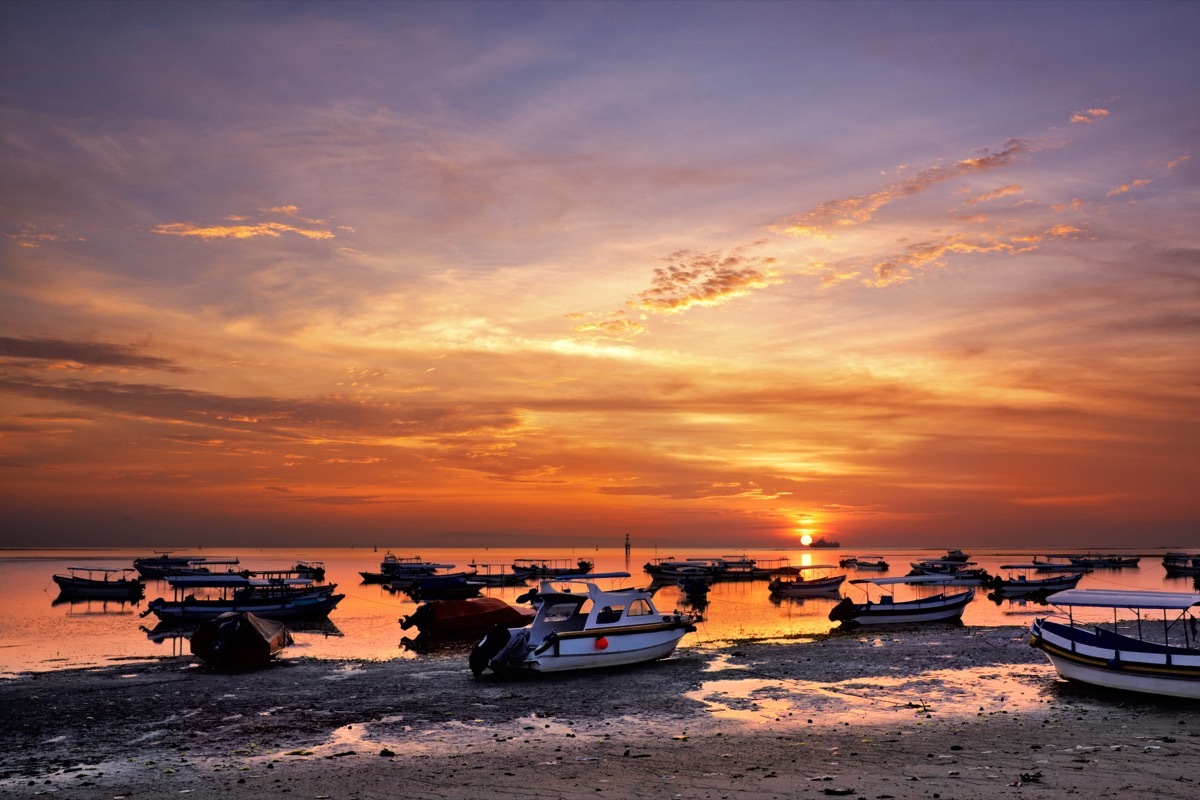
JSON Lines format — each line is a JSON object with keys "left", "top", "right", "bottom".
{"left": 154, "top": 207, "right": 336, "bottom": 240}
{"left": 632, "top": 248, "right": 780, "bottom": 314}
{"left": 0, "top": 373, "right": 522, "bottom": 441}
{"left": 0, "top": 337, "right": 190, "bottom": 373}
{"left": 1069, "top": 108, "right": 1110, "bottom": 124}
{"left": 863, "top": 225, "right": 1082, "bottom": 287}
{"left": 963, "top": 184, "right": 1023, "bottom": 206}
{"left": 1106, "top": 178, "right": 1152, "bottom": 196}
{"left": 775, "top": 138, "right": 1038, "bottom": 237}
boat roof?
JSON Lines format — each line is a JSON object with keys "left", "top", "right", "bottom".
{"left": 68, "top": 566, "right": 136, "bottom": 573}
{"left": 1046, "top": 589, "right": 1200, "bottom": 610}
{"left": 166, "top": 574, "right": 313, "bottom": 587}
{"left": 1000, "top": 563, "right": 1068, "bottom": 570}
{"left": 795, "top": 564, "right": 840, "bottom": 571}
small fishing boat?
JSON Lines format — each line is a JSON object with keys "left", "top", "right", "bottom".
{"left": 940, "top": 549, "right": 971, "bottom": 563}
{"left": 848, "top": 556, "right": 889, "bottom": 571}
{"left": 986, "top": 565, "right": 1084, "bottom": 599}
{"left": 466, "top": 562, "right": 529, "bottom": 586}
{"left": 511, "top": 558, "right": 595, "bottom": 580}
{"left": 360, "top": 553, "right": 446, "bottom": 584}
{"left": 143, "top": 574, "right": 344, "bottom": 621}
{"left": 400, "top": 597, "right": 535, "bottom": 639}
{"left": 1162, "top": 553, "right": 1200, "bottom": 577}
{"left": 403, "top": 571, "right": 484, "bottom": 601}
{"left": 53, "top": 567, "right": 145, "bottom": 599}
{"left": 469, "top": 573, "right": 695, "bottom": 676}
{"left": 1030, "top": 589, "right": 1200, "bottom": 699}
{"left": 907, "top": 559, "right": 991, "bottom": 584}
{"left": 293, "top": 561, "right": 326, "bottom": 581}
{"left": 1068, "top": 553, "right": 1140, "bottom": 569}
{"left": 1031, "top": 555, "right": 1092, "bottom": 573}
{"left": 828, "top": 576, "right": 974, "bottom": 629}
{"left": 768, "top": 565, "right": 846, "bottom": 598}
{"left": 133, "top": 553, "right": 240, "bottom": 579}
{"left": 189, "top": 611, "right": 294, "bottom": 671}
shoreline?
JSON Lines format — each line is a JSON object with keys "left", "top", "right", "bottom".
{"left": 3, "top": 625, "right": 1198, "bottom": 798}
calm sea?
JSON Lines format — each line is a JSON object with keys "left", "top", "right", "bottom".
{"left": 2, "top": 546, "right": 1194, "bottom": 677}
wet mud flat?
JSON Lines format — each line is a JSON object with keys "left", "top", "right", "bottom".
{"left": 2, "top": 625, "right": 1198, "bottom": 798}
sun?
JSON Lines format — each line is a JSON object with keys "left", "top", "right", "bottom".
{"left": 800, "top": 533, "right": 813, "bottom": 546}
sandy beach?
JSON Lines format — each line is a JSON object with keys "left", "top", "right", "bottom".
{"left": 3, "top": 625, "right": 1197, "bottom": 799}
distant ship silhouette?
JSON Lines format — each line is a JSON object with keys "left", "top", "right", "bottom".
{"left": 808, "top": 537, "right": 840, "bottom": 548}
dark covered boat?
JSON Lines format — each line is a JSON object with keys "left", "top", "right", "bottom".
{"left": 400, "top": 597, "right": 534, "bottom": 639}
{"left": 190, "top": 611, "right": 294, "bottom": 671}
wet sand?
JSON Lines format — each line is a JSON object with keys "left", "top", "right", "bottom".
{"left": 3, "top": 625, "right": 1198, "bottom": 798}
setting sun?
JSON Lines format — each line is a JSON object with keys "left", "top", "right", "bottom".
{"left": 800, "top": 534, "right": 813, "bottom": 547}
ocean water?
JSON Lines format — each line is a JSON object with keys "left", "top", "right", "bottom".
{"left": 1, "top": 545, "right": 1193, "bottom": 677}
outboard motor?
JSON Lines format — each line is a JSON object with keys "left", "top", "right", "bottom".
{"left": 828, "top": 596, "right": 856, "bottom": 622}
{"left": 469, "top": 623, "right": 511, "bottom": 678}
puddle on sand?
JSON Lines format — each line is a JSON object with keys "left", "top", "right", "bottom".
{"left": 686, "top": 666, "right": 1050, "bottom": 727}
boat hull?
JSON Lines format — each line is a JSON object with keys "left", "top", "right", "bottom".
{"left": 769, "top": 575, "right": 845, "bottom": 598}
{"left": 492, "top": 623, "right": 692, "bottom": 674}
{"left": 829, "top": 589, "right": 974, "bottom": 628}
{"left": 53, "top": 575, "right": 144, "bottom": 599}
{"left": 1031, "top": 619, "right": 1200, "bottom": 700}
{"left": 147, "top": 593, "right": 344, "bottom": 622}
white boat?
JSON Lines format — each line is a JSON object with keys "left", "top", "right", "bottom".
{"left": 1030, "top": 589, "right": 1200, "bottom": 700}
{"left": 828, "top": 575, "right": 974, "bottom": 629}
{"left": 469, "top": 573, "right": 695, "bottom": 676}
{"left": 768, "top": 565, "right": 846, "bottom": 598}
{"left": 848, "top": 555, "right": 889, "bottom": 571}
{"left": 986, "top": 565, "right": 1084, "bottom": 598}
{"left": 144, "top": 574, "right": 344, "bottom": 621}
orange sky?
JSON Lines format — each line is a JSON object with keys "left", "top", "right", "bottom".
{"left": 2, "top": 2, "right": 1198, "bottom": 549}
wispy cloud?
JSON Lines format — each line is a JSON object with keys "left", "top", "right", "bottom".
{"left": 1107, "top": 178, "right": 1152, "bottom": 196}
{"left": 154, "top": 207, "right": 336, "bottom": 240}
{"left": 775, "top": 138, "right": 1039, "bottom": 238}
{"left": 963, "top": 184, "right": 1023, "bottom": 206}
{"left": 1069, "top": 107, "right": 1110, "bottom": 124}
{"left": 0, "top": 337, "right": 190, "bottom": 373}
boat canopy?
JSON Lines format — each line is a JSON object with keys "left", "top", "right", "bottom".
{"left": 796, "top": 564, "right": 840, "bottom": 571}
{"left": 68, "top": 566, "right": 135, "bottom": 574}
{"left": 850, "top": 575, "right": 956, "bottom": 586}
{"left": 166, "top": 575, "right": 313, "bottom": 588}
{"left": 1045, "top": 589, "right": 1200, "bottom": 610}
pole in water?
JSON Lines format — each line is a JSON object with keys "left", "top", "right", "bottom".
{"left": 624, "top": 533, "right": 630, "bottom": 556}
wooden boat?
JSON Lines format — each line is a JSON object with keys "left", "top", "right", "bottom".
{"left": 360, "top": 553, "right": 447, "bottom": 584}
{"left": 400, "top": 597, "right": 534, "bottom": 639}
{"left": 1030, "top": 589, "right": 1200, "bottom": 699}
{"left": 190, "top": 611, "right": 294, "bottom": 671}
{"left": 511, "top": 558, "right": 595, "bottom": 580}
{"left": 986, "top": 565, "right": 1084, "bottom": 598}
{"left": 403, "top": 572, "right": 484, "bottom": 601}
{"left": 144, "top": 574, "right": 344, "bottom": 621}
{"left": 907, "top": 559, "right": 991, "bottom": 583}
{"left": 1162, "top": 553, "right": 1200, "bottom": 577}
{"left": 469, "top": 573, "right": 695, "bottom": 676}
{"left": 466, "top": 562, "right": 528, "bottom": 586}
{"left": 53, "top": 567, "right": 144, "bottom": 599}
{"left": 133, "top": 552, "right": 240, "bottom": 579}
{"left": 1031, "top": 555, "right": 1092, "bottom": 573}
{"left": 1068, "top": 553, "right": 1140, "bottom": 569}
{"left": 768, "top": 565, "right": 846, "bottom": 598}
{"left": 848, "top": 556, "right": 889, "bottom": 571}
{"left": 828, "top": 576, "right": 974, "bottom": 629}
{"left": 294, "top": 561, "right": 326, "bottom": 580}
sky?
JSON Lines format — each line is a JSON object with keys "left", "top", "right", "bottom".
{"left": 2, "top": 1, "right": 1198, "bottom": 551}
